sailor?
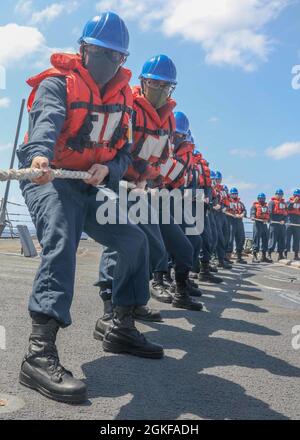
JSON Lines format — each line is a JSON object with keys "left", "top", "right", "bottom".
{"left": 226, "top": 188, "right": 248, "bottom": 264}
{"left": 214, "top": 172, "right": 232, "bottom": 268}
{"left": 250, "top": 193, "right": 272, "bottom": 263}
{"left": 268, "top": 189, "right": 287, "bottom": 261}
{"left": 17, "top": 12, "right": 163, "bottom": 404}
{"left": 285, "top": 189, "right": 300, "bottom": 260}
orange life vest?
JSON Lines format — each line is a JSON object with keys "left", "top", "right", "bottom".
{"left": 271, "top": 197, "right": 288, "bottom": 216}
{"left": 288, "top": 197, "right": 300, "bottom": 216}
{"left": 226, "top": 197, "right": 245, "bottom": 215}
{"left": 25, "top": 53, "right": 133, "bottom": 171}
{"left": 253, "top": 202, "right": 270, "bottom": 220}
{"left": 192, "top": 153, "right": 212, "bottom": 188}
{"left": 215, "top": 184, "right": 228, "bottom": 205}
{"left": 162, "top": 141, "right": 194, "bottom": 189}
{"left": 125, "top": 86, "right": 176, "bottom": 182}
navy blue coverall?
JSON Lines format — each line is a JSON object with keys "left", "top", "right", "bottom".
{"left": 17, "top": 77, "right": 150, "bottom": 327}
{"left": 285, "top": 202, "right": 300, "bottom": 253}
{"left": 227, "top": 202, "right": 247, "bottom": 254}
{"left": 268, "top": 200, "right": 286, "bottom": 253}
{"left": 250, "top": 204, "right": 269, "bottom": 252}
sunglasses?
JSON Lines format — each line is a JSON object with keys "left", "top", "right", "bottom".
{"left": 143, "top": 78, "right": 175, "bottom": 93}
{"left": 84, "top": 44, "right": 127, "bottom": 64}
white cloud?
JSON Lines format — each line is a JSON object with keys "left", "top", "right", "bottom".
{"left": 266, "top": 141, "right": 300, "bottom": 160}
{"left": 0, "top": 98, "right": 11, "bottom": 108}
{"left": 208, "top": 116, "right": 219, "bottom": 123}
{"left": 14, "top": 0, "right": 33, "bottom": 16}
{"left": 30, "top": 2, "right": 79, "bottom": 25}
{"left": 96, "top": 0, "right": 290, "bottom": 71}
{"left": 0, "top": 23, "right": 45, "bottom": 67}
{"left": 15, "top": 1, "right": 80, "bottom": 25}
{"left": 0, "top": 143, "right": 13, "bottom": 152}
{"left": 0, "top": 23, "right": 74, "bottom": 70}
{"left": 229, "top": 148, "right": 258, "bottom": 158}
{"left": 224, "top": 175, "right": 258, "bottom": 190}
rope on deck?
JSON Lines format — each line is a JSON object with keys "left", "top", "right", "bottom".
{"left": 0, "top": 168, "right": 92, "bottom": 182}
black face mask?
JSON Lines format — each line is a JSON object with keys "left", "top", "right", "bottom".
{"left": 85, "top": 51, "right": 121, "bottom": 85}
{"left": 173, "top": 135, "right": 185, "bottom": 150}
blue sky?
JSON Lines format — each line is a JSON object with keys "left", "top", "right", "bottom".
{"left": 0, "top": 0, "right": 299, "bottom": 219}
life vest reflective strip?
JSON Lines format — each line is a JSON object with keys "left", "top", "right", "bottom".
{"left": 131, "top": 102, "right": 173, "bottom": 163}
{"left": 68, "top": 92, "right": 132, "bottom": 148}
{"left": 254, "top": 202, "right": 270, "bottom": 220}
{"left": 160, "top": 157, "right": 175, "bottom": 177}
{"left": 288, "top": 197, "right": 300, "bottom": 216}
{"left": 271, "top": 198, "right": 288, "bottom": 216}
{"left": 227, "top": 199, "right": 244, "bottom": 215}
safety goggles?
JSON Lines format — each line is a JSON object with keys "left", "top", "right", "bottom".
{"left": 143, "top": 78, "right": 176, "bottom": 94}
{"left": 84, "top": 44, "right": 127, "bottom": 64}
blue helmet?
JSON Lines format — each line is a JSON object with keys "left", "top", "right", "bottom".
{"left": 275, "top": 188, "right": 284, "bottom": 196}
{"left": 215, "top": 171, "right": 222, "bottom": 180}
{"left": 230, "top": 187, "right": 239, "bottom": 195}
{"left": 294, "top": 189, "right": 300, "bottom": 196}
{"left": 174, "top": 111, "right": 190, "bottom": 135}
{"left": 140, "top": 54, "right": 177, "bottom": 84}
{"left": 223, "top": 185, "right": 229, "bottom": 193}
{"left": 210, "top": 170, "right": 216, "bottom": 179}
{"left": 79, "top": 12, "right": 130, "bottom": 55}
{"left": 257, "top": 193, "right": 266, "bottom": 200}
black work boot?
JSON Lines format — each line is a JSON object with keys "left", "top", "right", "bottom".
{"left": 260, "top": 251, "right": 272, "bottom": 263}
{"left": 19, "top": 315, "right": 87, "bottom": 403}
{"left": 199, "top": 262, "right": 223, "bottom": 284}
{"left": 218, "top": 259, "right": 232, "bottom": 269}
{"left": 172, "top": 273, "right": 203, "bottom": 311}
{"left": 284, "top": 250, "right": 288, "bottom": 259}
{"left": 252, "top": 251, "right": 260, "bottom": 263}
{"left": 268, "top": 251, "right": 273, "bottom": 262}
{"left": 94, "top": 298, "right": 114, "bottom": 342}
{"left": 236, "top": 253, "right": 248, "bottom": 264}
{"left": 209, "top": 264, "right": 218, "bottom": 273}
{"left": 133, "top": 305, "right": 162, "bottom": 322}
{"left": 150, "top": 272, "right": 173, "bottom": 304}
{"left": 294, "top": 252, "right": 300, "bottom": 261}
{"left": 163, "top": 268, "right": 174, "bottom": 286}
{"left": 103, "top": 306, "right": 164, "bottom": 359}
{"left": 225, "top": 253, "right": 234, "bottom": 263}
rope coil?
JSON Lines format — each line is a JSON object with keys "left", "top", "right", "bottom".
{"left": 0, "top": 168, "right": 92, "bottom": 182}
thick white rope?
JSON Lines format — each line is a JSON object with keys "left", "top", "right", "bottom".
{"left": 0, "top": 168, "right": 92, "bottom": 182}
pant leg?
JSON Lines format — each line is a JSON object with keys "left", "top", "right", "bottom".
{"left": 293, "top": 226, "right": 300, "bottom": 252}
{"left": 200, "top": 213, "right": 212, "bottom": 263}
{"left": 84, "top": 189, "right": 150, "bottom": 307}
{"left": 227, "top": 217, "right": 236, "bottom": 253}
{"left": 215, "top": 212, "right": 226, "bottom": 261}
{"left": 179, "top": 204, "right": 202, "bottom": 271}
{"left": 209, "top": 212, "right": 218, "bottom": 254}
{"left": 159, "top": 222, "right": 193, "bottom": 273}
{"left": 278, "top": 224, "right": 286, "bottom": 253}
{"left": 286, "top": 226, "right": 293, "bottom": 252}
{"left": 253, "top": 222, "right": 260, "bottom": 252}
{"left": 21, "top": 179, "right": 87, "bottom": 327}
{"left": 236, "top": 219, "right": 245, "bottom": 253}
{"left": 268, "top": 224, "right": 277, "bottom": 252}
{"left": 261, "top": 224, "right": 269, "bottom": 252}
